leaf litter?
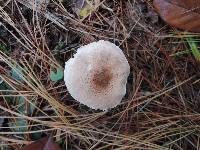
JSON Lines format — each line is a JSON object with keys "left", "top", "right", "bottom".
{"left": 0, "top": 0, "right": 200, "bottom": 150}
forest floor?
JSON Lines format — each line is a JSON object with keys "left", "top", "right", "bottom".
{"left": 0, "top": 0, "right": 200, "bottom": 150}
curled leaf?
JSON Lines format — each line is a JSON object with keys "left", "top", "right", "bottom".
{"left": 153, "top": 0, "right": 200, "bottom": 32}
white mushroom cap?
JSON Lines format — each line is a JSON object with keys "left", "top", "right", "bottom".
{"left": 64, "top": 40, "right": 130, "bottom": 110}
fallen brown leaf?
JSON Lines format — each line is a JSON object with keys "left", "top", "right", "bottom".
{"left": 153, "top": 0, "right": 200, "bottom": 32}
{"left": 44, "top": 138, "right": 62, "bottom": 150}
{"left": 18, "top": 137, "right": 62, "bottom": 150}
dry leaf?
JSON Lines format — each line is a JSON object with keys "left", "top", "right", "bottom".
{"left": 18, "top": 137, "right": 61, "bottom": 150}
{"left": 153, "top": 0, "right": 200, "bottom": 32}
{"left": 44, "top": 138, "right": 62, "bottom": 150}
{"left": 72, "top": 0, "right": 101, "bottom": 19}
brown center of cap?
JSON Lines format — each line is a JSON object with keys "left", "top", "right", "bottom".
{"left": 91, "top": 67, "right": 113, "bottom": 91}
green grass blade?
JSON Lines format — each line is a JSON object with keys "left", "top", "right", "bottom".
{"left": 186, "top": 37, "right": 200, "bottom": 61}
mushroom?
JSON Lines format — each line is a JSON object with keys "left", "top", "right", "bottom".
{"left": 64, "top": 40, "right": 130, "bottom": 110}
